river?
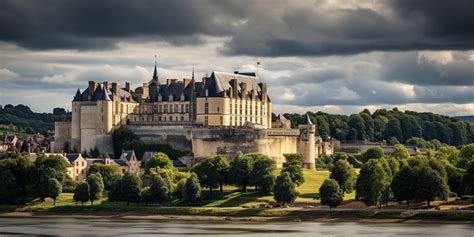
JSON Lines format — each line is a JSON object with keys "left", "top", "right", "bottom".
{"left": 0, "top": 217, "right": 472, "bottom": 236}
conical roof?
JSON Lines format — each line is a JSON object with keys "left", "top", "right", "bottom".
{"left": 73, "top": 88, "right": 81, "bottom": 101}
{"left": 301, "top": 113, "right": 313, "bottom": 125}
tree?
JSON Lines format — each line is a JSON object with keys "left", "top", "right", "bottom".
{"left": 192, "top": 156, "right": 229, "bottom": 193}
{"left": 229, "top": 153, "right": 253, "bottom": 191}
{"left": 249, "top": 153, "right": 276, "bottom": 194}
{"left": 356, "top": 159, "right": 390, "bottom": 207}
{"left": 282, "top": 154, "right": 305, "bottom": 186}
{"left": 109, "top": 172, "right": 142, "bottom": 206}
{"left": 414, "top": 166, "right": 449, "bottom": 207}
{"left": 462, "top": 161, "right": 474, "bottom": 195}
{"left": 0, "top": 168, "right": 19, "bottom": 204}
{"left": 400, "top": 115, "right": 422, "bottom": 142}
{"left": 48, "top": 178, "right": 62, "bottom": 205}
{"left": 329, "top": 159, "right": 356, "bottom": 194}
{"left": 384, "top": 118, "right": 402, "bottom": 141}
{"left": 74, "top": 182, "right": 90, "bottom": 206}
{"left": 86, "top": 163, "right": 121, "bottom": 190}
{"left": 86, "top": 173, "right": 104, "bottom": 205}
{"left": 348, "top": 114, "right": 366, "bottom": 140}
{"left": 390, "top": 144, "right": 410, "bottom": 159}
{"left": 273, "top": 172, "right": 298, "bottom": 207}
{"left": 361, "top": 147, "right": 384, "bottom": 163}
{"left": 319, "top": 179, "right": 343, "bottom": 208}
{"left": 140, "top": 187, "right": 152, "bottom": 206}
{"left": 145, "top": 152, "right": 174, "bottom": 173}
{"left": 183, "top": 173, "right": 202, "bottom": 203}
{"left": 391, "top": 166, "right": 416, "bottom": 208}
{"left": 149, "top": 174, "right": 170, "bottom": 205}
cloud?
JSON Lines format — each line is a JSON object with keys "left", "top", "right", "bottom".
{"left": 1, "top": 0, "right": 474, "bottom": 57}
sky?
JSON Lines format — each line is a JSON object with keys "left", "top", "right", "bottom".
{"left": 0, "top": 0, "right": 473, "bottom": 116}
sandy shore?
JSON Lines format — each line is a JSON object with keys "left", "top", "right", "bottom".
{"left": 1, "top": 211, "right": 472, "bottom": 224}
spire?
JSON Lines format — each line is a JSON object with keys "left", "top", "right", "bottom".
{"left": 73, "top": 88, "right": 82, "bottom": 101}
{"left": 192, "top": 65, "right": 195, "bottom": 81}
{"left": 301, "top": 113, "right": 313, "bottom": 125}
{"left": 152, "top": 55, "right": 158, "bottom": 82}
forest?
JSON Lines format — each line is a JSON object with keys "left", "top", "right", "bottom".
{"left": 278, "top": 108, "right": 474, "bottom": 146}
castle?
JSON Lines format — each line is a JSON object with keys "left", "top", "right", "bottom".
{"left": 53, "top": 64, "right": 332, "bottom": 170}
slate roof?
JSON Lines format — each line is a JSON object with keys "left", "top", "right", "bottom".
{"left": 201, "top": 71, "right": 268, "bottom": 100}
{"left": 65, "top": 153, "right": 82, "bottom": 164}
{"left": 121, "top": 150, "right": 135, "bottom": 162}
{"left": 148, "top": 81, "right": 203, "bottom": 102}
{"left": 73, "top": 83, "right": 136, "bottom": 102}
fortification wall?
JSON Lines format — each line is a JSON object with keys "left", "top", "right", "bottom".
{"left": 53, "top": 121, "right": 71, "bottom": 152}
{"left": 127, "top": 125, "right": 302, "bottom": 167}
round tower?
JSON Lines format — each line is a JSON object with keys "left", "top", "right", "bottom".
{"left": 298, "top": 113, "right": 316, "bottom": 170}
{"left": 71, "top": 89, "right": 82, "bottom": 151}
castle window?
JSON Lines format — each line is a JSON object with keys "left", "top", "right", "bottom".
{"left": 220, "top": 116, "right": 223, "bottom": 126}
{"left": 158, "top": 116, "right": 161, "bottom": 121}
{"left": 181, "top": 104, "right": 184, "bottom": 113}
{"left": 170, "top": 116, "right": 173, "bottom": 121}
{"left": 205, "top": 102, "right": 209, "bottom": 114}
{"left": 175, "top": 104, "right": 178, "bottom": 112}
{"left": 204, "top": 116, "right": 208, "bottom": 126}
{"left": 217, "top": 107, "right": 220, "bottom": 113}
{"left": 181, "top": 116, "right": 184, "bottom": 121}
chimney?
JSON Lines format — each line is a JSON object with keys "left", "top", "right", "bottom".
{"left": 103, "top": 81, "right": 109, "bottom": 91}
{"left": 111, "top": 82, "right": 119, "bottom": 95}
{"left": 261, "top": 83, "right": 267, "bottom": 102}
{"left": 142, "top": 83, "right": 149, "bottom": 100}
{"left": 241, "top": 82, "right": 247, "bottom": 99}
{"left": 231, "top": 79, "right": 238, "bottom": 98}
{"left": 166, "top": 79, "right": 177, "bottom": 86}
{"left": 88, "top": 81, "right": 97, "bottom": 94}
{"left": 183, "top": 79, "right": 191, "bottom": 88}
{"left": 125, "top": 82, "right": 130, "bottom": 92}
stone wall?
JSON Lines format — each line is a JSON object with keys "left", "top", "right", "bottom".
{"left": 53, "top": 121, "right": 71, "bottom": 152}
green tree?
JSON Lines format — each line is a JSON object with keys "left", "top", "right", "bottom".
{"left": 145, "top": 152, "right": 174, "bottom": 173}
{"left": 249, "top": 153, "right": 276, "bottom": 194}
{"left": 361, "top": 147, "right": 384, "bottom": 163}
{"left": 112, "top": 127, "right": 135, "bottom": 157}
{"left": 109, "top": 172, "right": 142, "bottom": 206}
{"left": 282, "top": 154, "right": 305, "bottom": 186}
{"left": 319, "top": 178, "right": 343, "bottom": 208}
{"left": 192, "top": 156, "right": 229, "bottom": 193}
{"left": 0, "top": 168, "right": 19, "bottom": 204}
{"left": 391, "top": 166, "right": 416, "bottom": 208}
{"left": 384, "top": 118, "right": 402, "bottom": 141}
{"left": 390, "top": 144, "right": 410, "bottom": 159}
{"left": 74, "top": 182, "right": 90, "bottom": 206}
{"left": 183, "top": 173, "right": 202, "bottom": 203}
{"left": 330, "top": 159, "right": 356, "bottom": 194}
{"left": 348, "top": 114, "right": 366, "bottom": 140}
{"left": 48, "top": 178, "right": 62, "bottom": 205}
{"left": 229, "top": 153, "right": 253, "bottom": 191}
{"left": 140, "top": 187, "right": 152, "bottom": 206}
{"left": 462, "top": 161, "right": 474, "bottom": 195}
{"left": 400, "top": 115, "right": 422, "bottom": 142}
{"left": 86, "top": 163, "right": 121, "bottom": 190}
{"left": 86, "top": 173, "right": 104, "bottom": 205}
{"left": 149, "top": 174, "right": 170, "bottom": 205}
{"left": 356, "top": 159, "right": 390, "bottom": 207}
{"left": 360, "top": 112, "right": 375, "bottom": 141}
{"left": 273, "top": 172, "right": 298, "bottom": 207}
{"left": 414, "top": 166, "right": 449, "bottom": 207}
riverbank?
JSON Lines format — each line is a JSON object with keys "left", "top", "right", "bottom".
{"left": 1, "top": 207, "right": 473, "bottom": 224}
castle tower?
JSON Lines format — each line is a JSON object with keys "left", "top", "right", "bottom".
{"left": 298, "top": 113, "right": 316, "bottom": 170}
{"left": 71, "top": 88, "right": 82, "bottom": 151}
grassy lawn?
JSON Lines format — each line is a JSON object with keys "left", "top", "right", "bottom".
{"left": 2, "top": 168, "right": 352, "bottom": 211}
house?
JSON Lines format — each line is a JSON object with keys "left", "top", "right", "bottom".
{"left": 64, "top": 153, "right": 88, "bottom": 181}
{"left": 118, "top": 150, "right": 141, "bottom": 174}
{"left": 0, "top": 133, "right": 20, "bottom": 152}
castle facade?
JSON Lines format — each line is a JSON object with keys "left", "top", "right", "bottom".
{"left": 53, "top": 65, "right": 320, "bottom": 169}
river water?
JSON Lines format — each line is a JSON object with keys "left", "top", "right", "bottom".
{"left": 0, "top": 217, "right": 472, "bottom": 236}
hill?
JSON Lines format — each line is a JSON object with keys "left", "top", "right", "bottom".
{"left": 0, "top": 104, "right": 66, "bottom": 136}
{"left": 456, "top": 115, "right": 474, "bottom": 123}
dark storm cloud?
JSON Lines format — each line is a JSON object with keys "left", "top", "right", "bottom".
{"left": 0, "top": 0, "right": 239, "bottom": 50}
{"left": 2, "top": 0, "right": 474, "bottom": 55}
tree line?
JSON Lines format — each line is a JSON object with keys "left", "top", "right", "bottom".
{"left": 278, "top": 108, "right": 474, "bottom": 146}
{"left": 318, "top": 143, "right": 474, "bottom": 208}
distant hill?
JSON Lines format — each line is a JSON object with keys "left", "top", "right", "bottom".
{"left": 455, "top": 115, "right": 474, "bottom": 123}
{"left": 0, "top": 104, "right": 67, "bottom": 136}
